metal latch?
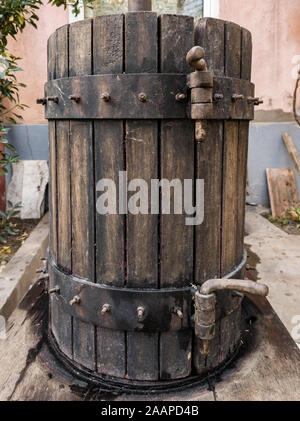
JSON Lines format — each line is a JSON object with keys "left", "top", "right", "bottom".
{"left": 194, "top": 278, "right": 269, "bottom": 355}
{"left": 186, "top": 46, "right": 263, "bottom": 140}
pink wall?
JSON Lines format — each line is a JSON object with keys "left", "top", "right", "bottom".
{"left": 7, "top": 3, "right": 69, "bottom": 124}
{"left": 219, "top": 0, "right": 300, "bottom": 115}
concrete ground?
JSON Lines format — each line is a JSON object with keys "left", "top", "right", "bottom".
{"left": 245, "top": 205, "right": 300, "bottom": 348}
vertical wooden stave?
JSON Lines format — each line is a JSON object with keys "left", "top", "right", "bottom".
{"left": 47, "top": 31, "right": 57, "bottom": 263}
{"left": 236, "top": 29, "right": 252, "bottom": 265}
{"left": 218, "top": 21, "right": 243, "bottom": 363}
{"left": 193, "top": 18, "right": 225, "bottom": 374}
{"left": 194, "top": 18, "right": 251, "bottom": 371}
{"left": 125, "top": 12, "right": 159, "bottom": 381}
{"left": 194, "top": 18, "right": 225, "bottom": 77}
{"left": 68, "top": 19, "right": 96, "bottom": 370}
{"left": 48, "top": 27, "right": 73, "bottom": 358}
{"left": 93, "top": 15, "right": 126, "bottom": 378}
{"left": 159, "top": 15, "right": 194, "bottom": 380}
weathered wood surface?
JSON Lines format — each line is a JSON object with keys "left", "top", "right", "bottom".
{"left": 93, "top": 14, "right": 126, "bottom": 379}
{"left": 159, "top": 14, "right": 194, "bottom": 380}
{"left": 266, "top": 168, "right": 299, "bottom": 218}
{"left": 1, "top": 281, "right": 300, "bottom": 401}
{"left": 125, "top": 11, "right": 159, "bottom": 381}
{"left": 282, "top": 133, "right": 300, "bottom": 176}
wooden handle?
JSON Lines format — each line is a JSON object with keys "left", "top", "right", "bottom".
{"left": 186, "top": 46, "right": 206, "bottom": 71}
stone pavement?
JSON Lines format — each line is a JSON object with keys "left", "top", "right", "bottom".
{"left": 245, "top": 206, "right": 300, "bottom": 347}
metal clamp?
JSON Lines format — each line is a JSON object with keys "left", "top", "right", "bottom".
{"left": 186, "top": 45, "right": 259, "bottom": 131}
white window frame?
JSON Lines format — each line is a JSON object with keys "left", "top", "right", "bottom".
{"left": 69, "top": 0, "right": 219, "bottom": 22}
{"left": 69, "top": 0, "right": 84, "bottom": 23}
{"left": 203, "top": 0, "right": 219, "bottom": 18}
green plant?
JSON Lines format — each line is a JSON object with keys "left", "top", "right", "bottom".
{"left": 0, "top": 201, "right": 22, "bottom": 244}
{"left": 268, "top": 206, "right": 300, "bottom": 229}
{"left": 283, "top": 206, "right": 300, "bottom": 229}
{"left": 0, "top": 0, "right": 95, "bottom": 243}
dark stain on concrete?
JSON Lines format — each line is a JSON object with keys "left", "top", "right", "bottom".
{"left": 245, "top": 243, "right": 261, "bottom": 282}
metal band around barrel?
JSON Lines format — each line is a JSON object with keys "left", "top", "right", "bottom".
{"left": 44, "top": 74, "right": 254, "bottom": 120}
{"left": 48, "top": 250, "right": 247, "bottom": 333}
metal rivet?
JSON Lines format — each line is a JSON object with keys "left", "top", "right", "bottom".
{"left": 69, "top": 295, "right": 81, "bottom": 306}
{"left": 247, "top": 96, "right": 263, "bottom": 105}
{"left": 101, "top": 92, "right": 110, "bottom": 102}
{"left": 101, "top": 303, "right": 111, "bottom": 315}
{"left": 47, "top": 96, "right": 59, "bottom": 103}
{"left": 214, "top": 93, "right": 224, "bottom": 101}
{"left": 68, "top": 95, "right": 80, "bottom": 103}
{"left": 137, "top": 306, "right": 145, "bottom": 321}
{"left": 175, "top": 93, "right": 186, "bottom": 102}
{"left": 173, "top": 307, "right": 183, "bottom": 319}
{"left": 232, "top": 94, "right": 244, "bottom": 101}
{"left": 138, "top": 92, "right": 147, "bottom": 102}
{"left": 49, "top": 286, "right": 60, "bottom": 294}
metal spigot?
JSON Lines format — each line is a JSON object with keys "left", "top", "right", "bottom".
{"left": 194, "top": 279, "right": 269, "bottom": 355}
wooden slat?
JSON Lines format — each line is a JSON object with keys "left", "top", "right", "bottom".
{"left": 56, "top": 24, "right": 71, "bottom": 271}
{"left": 126, "top": 120, "right": 158, "bottom": 287}
{"left": 236, "top": 122, "right": 249, "bottom": 265}
{"left": 47, "top": 32, "right": 56, "bottom": 81}
{"left": 48, "top": 121, "right": 57, "bottom": 262}
{"left": 282, "top": 133, "right": 300, "bottom": 176}
{"left": 93, "top": 15, "right": 126, "bottom": 378}
{"left": 49, "top": 26, "right": 73, "bottom": 358}
{"left": 225, "top": 22, "right": 241, "bottom": 79}
{"left": 194, "top": 121, "right": 223, "bottom": 283}
{"left": 266, "top": 168, "right": 298, "bottom": 218}
{"left": 159, "top": 119, "right": 194, "bottom": 379}
{"left": 194, "top": 18, "right": 225, "bottom": 77}
{"left": 69, "top": 20, "right": 95, "bottom": 368}
{"left": 221, "top": 121, "right": 239, "bottom": 275}
{"left": 241, "top": 28, "right": 252, "bottom": 81}
{"left": 159, "top": 15, "right": 194, "bottom": 380}
{"left": 235, "top": 27, "right": 252, "bottom": 265}
{"left": 125, "top": 12, "right": 159, "bottom": 381}
{"left": 56, "top": 121, "right": 71, "bottom": 270}
{"left": 93, "top": 14, "right": 124, "bottom": 75}
{"left": 69, "top": 19, "right": 92, "bottom": 77}
{"left": 56, "top": 25, "right": 69, "bottom": 80}
{"left": 125, "top": 12, "right": 157, "bottom": 73}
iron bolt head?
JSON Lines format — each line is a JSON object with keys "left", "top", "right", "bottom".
{"left": 49, "top": 285, "right": 60, "bottom": 294}
{"left": 101, "top": 303, "right": 111, "bottom": 315}
{"left": 137, "top": 306, "right": 146, "bottom": 321}
{"left": 47, "top": 96, "right": 59, "bottom": 103}
{"left": 101, "top": 92, "right": 111, "bottom": 102}
{"left": 173, "top": 307, "right": 183, "bottom": 319}
{"left": 138, "top": 92, "right": 147, "bottom": 102}
{"left": 69, "top": 295, "right": 81, "bottom": 306}
{"left": 68, "top": 95, "right": 80, "bottom": 103}
{"left": 175, "top": 93, "right": 186, "bottom": 102}
{"left": 214, "top": 93, "right": 224, "bottom": 101}
{"left": 232, "top": 94, "right": 244, "bottom": 101}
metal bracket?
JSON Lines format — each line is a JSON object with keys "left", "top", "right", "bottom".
{"left": 48, "top": 249, "right": 247, "bottom": 333}
{"left": 44, "top": 73, "right": 188, "bottom": 120}
{"left": 186, "top": 45, "right": 259, "bottom": 135}
{"left": 48, "top": 256, "right": 192, "bottom": 332}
